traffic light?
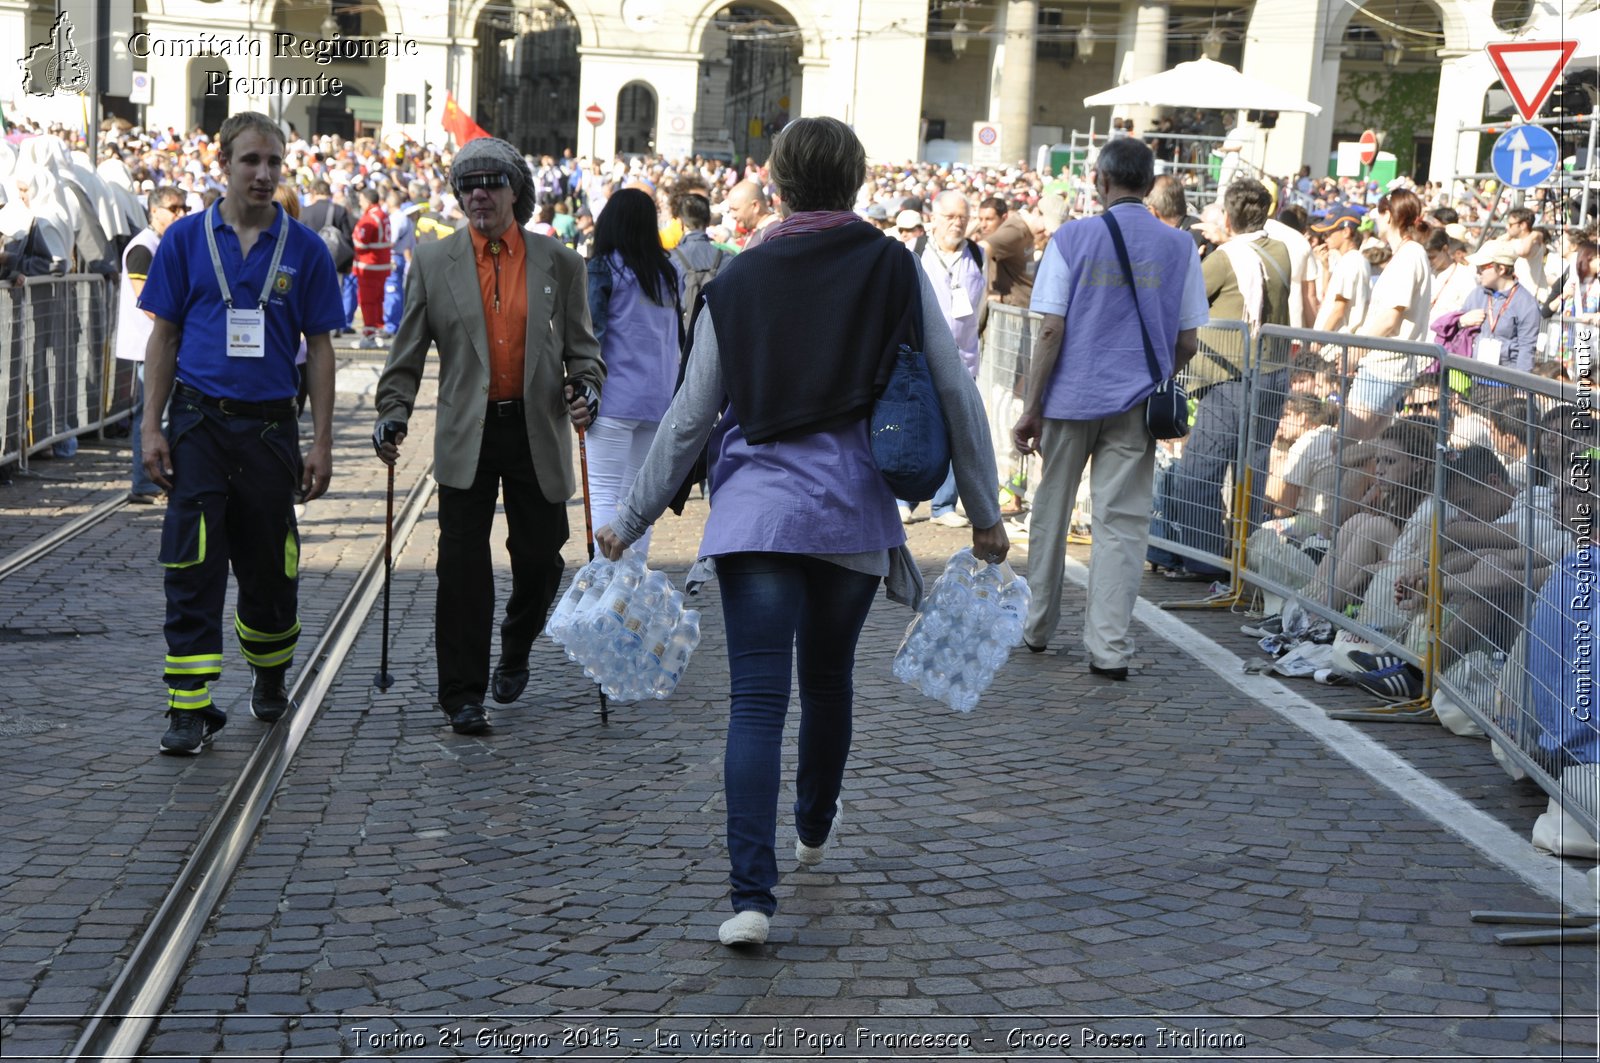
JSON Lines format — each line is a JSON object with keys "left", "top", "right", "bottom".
{"left": 424, "top": 81, "right": 434, "bottom": 118}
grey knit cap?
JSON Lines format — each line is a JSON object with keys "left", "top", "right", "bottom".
{"left": 451, "top": 136, "right": 536, "bottom": 225}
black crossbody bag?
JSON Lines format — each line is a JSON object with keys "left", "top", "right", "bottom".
{"left": 1101, "top": 212, "right": 1189, "bottom": 440}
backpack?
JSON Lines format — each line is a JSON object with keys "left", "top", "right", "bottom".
{"left": 671, "top": 245, "right": 727, "bottom": 337}
{"left": 319, "top": 223, "right": 354, "bottom": 271}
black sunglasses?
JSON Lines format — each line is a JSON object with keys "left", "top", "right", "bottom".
{"left": 456, "top": 172, "right": 510, "bottom": 192}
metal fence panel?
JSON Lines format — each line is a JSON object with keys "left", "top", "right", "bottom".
{"left": 1425, "top": 353, "right": 1598, "bottom": 838}
{"left": 7, "top": 275, "right": 119, "bottom": 462}
{"left": 1236, "top": 325, "right": 1451, "bottom": 670}
{"left": 976, "top": 305, "right": 1034, "bottom": 510}
{"left": 1147, "top": 319, "right": 1255, "bottom": 584}
{"left": 0, "top": 284, "right": 21, "bottom": 468}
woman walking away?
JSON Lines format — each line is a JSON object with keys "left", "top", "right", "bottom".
{"left": 585, "top": 187, "right": 681, "bottom": 558}
{"left": 594, "top": 117, "right": 1009, "bottom": 947}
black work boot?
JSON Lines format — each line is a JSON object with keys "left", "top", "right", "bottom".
{"left": 250, "top": 665, "right": 293, "bottom": 723}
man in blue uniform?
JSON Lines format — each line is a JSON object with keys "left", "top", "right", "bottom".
{"left": 139, "top": 112, "right": 345, "bottom": 755}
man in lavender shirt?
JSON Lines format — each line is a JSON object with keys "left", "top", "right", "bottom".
{"left": 899, "top": 190, "right": 987, "bottom": 527}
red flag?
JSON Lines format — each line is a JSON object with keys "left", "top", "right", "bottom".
{"left": 441, "top": 93, "right": 490, "bottom": 147}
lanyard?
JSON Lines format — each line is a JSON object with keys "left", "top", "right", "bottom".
{"left": 1485, "top": 283, "right": 1518, "bottom": 334}
{"left": 928, "top": 242, "right": 968, "bottom": 290}
{"left": 204, "top": 202, "right": 288, "bottom": 310}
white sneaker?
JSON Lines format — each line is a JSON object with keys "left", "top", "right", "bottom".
{"left": 795, "top": 800, "right": 841, "bottom": 867}
{"left": 718, "top": 910, "right": 769, "bottom": 946}
{"left": 897, "top": 503, "right": 915, "bottom": 525}
{"left": 931, "top": 511, "right": 971, "bottom": 528}
{"left": 356, "top": 335, "right": 377, "bottom": 350}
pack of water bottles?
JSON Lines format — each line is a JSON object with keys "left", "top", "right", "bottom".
{"left": 546, "top": 551, "right": 702, "bottom": 702}
{"left": 893, "top": 549, "right": 1030, "bottom": 713}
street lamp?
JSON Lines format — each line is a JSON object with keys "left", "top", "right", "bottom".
{"left": 1201, "top": 26, "right": 1224, "bottom": 61}
{"left": 1075, "top": 15, "right": 1096, "bottom": 62}
{"left": 1383, "top": 36, "right": 1404, "bottom": 68}
{"left": 951, "top": 15, "right": 970, "bottom": 56}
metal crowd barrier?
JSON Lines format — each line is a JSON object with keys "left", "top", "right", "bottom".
{"left": 976, "top": 305, "right": 1035, "bottom": 511}
{"left": 979, "top": 306, "right": 1599, "bottom": 840}
{"left": 1426, "top": 353, "right": 1597, "bottom": 840}
{"left": 1238, "top": 325, "right": 1453, "bottom": 674}
{"left": 0, "top": 274, "right": 131, "bottom": 472}
{"left": 1148, "top": 319, "right": 1255, "bottom": 604}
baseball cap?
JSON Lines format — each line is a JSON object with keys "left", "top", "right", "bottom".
{"left": 1310, "top": 206, "right": 1362, "bottom": 233}
{"left": 895, "top": 209, "right": 923, "bottom": 231}
{"left": 1467, "top": 240, "right": 1517, "bottom": 268}
{"left": 865, "top": 203, "right": 889, "bottom": 221}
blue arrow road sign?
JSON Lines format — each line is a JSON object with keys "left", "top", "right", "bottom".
{"left": 1491, "top": 123, "right": 1559, "bottom": 189}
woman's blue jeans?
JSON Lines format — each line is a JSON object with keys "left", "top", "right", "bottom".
{"left": 716, "top": 552, "right": 880, "bottom": 916}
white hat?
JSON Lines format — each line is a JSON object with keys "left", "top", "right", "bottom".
{"left": 895, "top": 209, "right": 923, "bottom": 230}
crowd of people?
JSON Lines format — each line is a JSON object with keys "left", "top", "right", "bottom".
{"left": 2, "top": 109, "right": 1594, "bottom": 890}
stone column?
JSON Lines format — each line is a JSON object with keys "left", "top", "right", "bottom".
{"left": 1124, "top": 0, "right": 1168, "bottom": 135}
{"left": 996, "top": 0, "right": 1036, "bottom": 165}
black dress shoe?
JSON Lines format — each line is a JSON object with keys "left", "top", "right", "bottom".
{"left": 491, "top": 657, "right": 529, "bottom": 704}
{"left": 444, "top": 703, "right": 490, "bottom": 735}
{"left": 1089, "top": 663, "right": 1130, "bottom": 680}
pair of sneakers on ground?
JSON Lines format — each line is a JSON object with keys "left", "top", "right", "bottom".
{"left": 159, "top": 665, "right": 292, "bottom": 755}
{"left": 719, "top": 803, "right": 841, "bottom": 947}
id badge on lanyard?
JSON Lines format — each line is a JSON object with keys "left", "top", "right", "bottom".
{"left": 205, "top": 203, "right": 287, "bottom": 360}
{"left": 227, "top": 308, "right": 266, "bottom": 358}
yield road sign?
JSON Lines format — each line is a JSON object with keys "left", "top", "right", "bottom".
{"left": 1491, "top": 123, "right": 1559, "bottom": 189}
{"left": 1486, "top": 39, "right": 1578, "bottom": 122}
{"left": 1358, "top": 130, "right": 1377, "bottom": 165}
{"left": 584, "top": 104, "right": 605, "bottom": 126}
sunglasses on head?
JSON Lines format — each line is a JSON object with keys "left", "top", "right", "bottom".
{"left": 456, "top": 172, "right": 509, "bottom": 192}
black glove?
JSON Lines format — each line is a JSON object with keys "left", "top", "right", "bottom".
{"left": 569, "top": 382, "right": 599, "bottom": 421}
{"left": 372, "top": 419, "right": 404, "bottom": 456}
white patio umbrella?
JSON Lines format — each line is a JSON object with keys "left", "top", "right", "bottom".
{"left": 1083, "top": 56, "right": 1322, "bottom": 115}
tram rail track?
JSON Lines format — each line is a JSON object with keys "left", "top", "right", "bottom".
{"left": 65, "top": 463, "right": 437, "bottom": 1063}
{"left": 0, "top": 492, "right": 128, "bottom": 583}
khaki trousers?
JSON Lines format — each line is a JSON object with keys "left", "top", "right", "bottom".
{"left": 1023, "top": 407, "right": 1156, "bottom": 668}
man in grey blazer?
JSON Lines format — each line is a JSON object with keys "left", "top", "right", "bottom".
{"left": 374, "top": 137, "right": 604, "bottom": 735}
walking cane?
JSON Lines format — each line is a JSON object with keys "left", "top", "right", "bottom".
{"left": 576, "top": 425, "right": 610, "bottom": 726}
{"left": 374, "top": 462, "right": 395, "bottom": 691}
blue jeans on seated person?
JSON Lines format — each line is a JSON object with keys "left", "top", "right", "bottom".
{"left": 896, "top": 465, "right": 959, "bottom": 518}
{"left": 716, "top": 552, "right": 879, "bottom": 917}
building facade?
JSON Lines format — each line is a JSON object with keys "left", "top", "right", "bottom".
{"left": 1, "top": 0, "right": 1595, "bottom": 182}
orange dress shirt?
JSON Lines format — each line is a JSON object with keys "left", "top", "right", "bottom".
{"left": 471, "top": 223, "right": 529, "bottom": 401}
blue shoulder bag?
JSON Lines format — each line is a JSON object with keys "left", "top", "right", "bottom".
{"left": 870, "top": 279, "right": 951, "bottom": 502}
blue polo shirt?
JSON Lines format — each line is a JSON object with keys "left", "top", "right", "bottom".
{"left": 140, "top": 203, "right": 345, "bottom": 402}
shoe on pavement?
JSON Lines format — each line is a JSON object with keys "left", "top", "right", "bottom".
{"left": 444, "top": 703, "right": 491, "bottom": 735}
{"left": 356, "top": 334, "right": 378, "bottom": 349}
{"left": 160, "top": 709, "right": 213, "bottom": 755}
{"left": 491, "top": 655, "right": 530, "bottom": 705}
{"left": 1346, "top": 651, "right": 1424, "bottom": 701}
{"left": 718, "top": 910, "right": 770, "bottom": 946}
{"left": 250, "top": 665, "right": 292, "bottom": 723}
{"left": 897, "top": 503, "right": 915, "bottom": 525}
{"left": 1089, "top": 663, "right": 1130, "bottom": 680}
{"left": 127, "top": 491, "right": 161, "bottom": 504}
{"left": 795, "top": 801, "right": 842, "bottom": 867}
{"left": 931, "top": 511, "right": 971, "bottom": 528}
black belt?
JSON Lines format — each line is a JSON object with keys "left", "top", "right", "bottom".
{"left": 489, "top": 399, "right": 524, "bottom": 418}
{"left": 175, "top": 383, "right": 296, "bottom": 420}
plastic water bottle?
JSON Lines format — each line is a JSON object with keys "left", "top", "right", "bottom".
{"left": 893, "top": 550, "right": 1032, "bottom": 712}
{"left": 548, "top": 558, "right": 609, "bottom": 641}
{"left": 587, "top": 553, "right": 646, "bottom": 639}
{"left": 651, "top": 610, "right": 702, "bottom": 698}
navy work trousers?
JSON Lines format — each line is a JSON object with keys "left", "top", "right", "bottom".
{"left": 159, "top": 397, "right": 301, "bottom": 720}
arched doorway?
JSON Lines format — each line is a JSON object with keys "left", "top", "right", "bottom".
{"left": 696, "top": 4, "right": 802, "bottom": 162}
{"left": 474, "top": 0, "right": 582, "bottom": 155}
{"left": 1332, "top": 0, "right": 1448, "bottom": 178}
{"left": 616, "top": 81, "right": 657, "bottom": 156}
{"left": 189, "top": 56, "right": 229, "bottom": 135}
